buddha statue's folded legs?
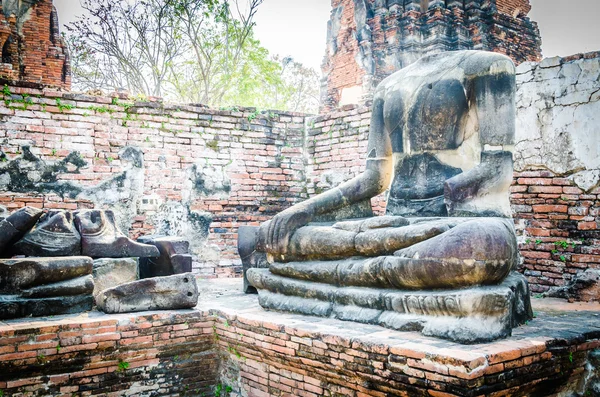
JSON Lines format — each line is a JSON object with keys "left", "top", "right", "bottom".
{"left": 254, "top": 216, "right": 517, "bottom": 290}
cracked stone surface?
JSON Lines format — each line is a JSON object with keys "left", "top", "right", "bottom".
{"left": 515, "top": 56, "right": 600, "bottom": 186}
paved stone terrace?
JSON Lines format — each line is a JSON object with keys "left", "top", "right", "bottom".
{"left": 0, "top": 279, "right": 599, "bottom": 396}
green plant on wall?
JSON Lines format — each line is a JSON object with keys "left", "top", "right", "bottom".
{"left": 214, "top": 384, "right": 232, "bottom": 397}
{"left": 247, "top": 109, "right": 260, "bottom": 122}
{"left": 206, "top": 140, "right": 219, "bottom": 152}
{"left": 55, "top": 98, "right": 74, "bottom": 112}
{"left": 117, "top": 359, "right": 130, "bottom": 372}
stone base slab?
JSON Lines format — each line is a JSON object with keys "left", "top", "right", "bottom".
{"left": 0, "top": 294, "right": 93, "bottom": 320}
{"left": 0, "top": 279, "right": 598, "bottom": 396}
{"left": 248, "top": 269, "right": 532, "bottom": 343}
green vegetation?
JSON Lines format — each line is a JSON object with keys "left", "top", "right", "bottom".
{"left": 117, "top": 359, "right": 130, "bottom": 372}
{"left": 206, "top": 140, "right": 219, "bottom": 152}
{"left": 247, "top": 109, "right": 260, "bottom": 122}
{"left": 214, "top": 384, "right": 232, "bottom": 397}
{"left": 55, "top": 98, "right": 74, "bottom": 112}
{"left": 88, "top": 105, "right": 113, "bottom": 114}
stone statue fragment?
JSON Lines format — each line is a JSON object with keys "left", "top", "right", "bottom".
{"left": 0, "top": 256, "right": 94, "bottom": 319}
{"left": 96, "top": 273, "right": 199, "bottom": 314}
{"left": 74, "top": 210, "right": 159, "bottom": 258}
{"left": 13, "top": 210, "right": 80, "bottom": 257}
{"left": 0, "top": 206, "right": 42, "bottom": 255}
{"left": 137, "top": 235, "right": 192, "bottom": 278}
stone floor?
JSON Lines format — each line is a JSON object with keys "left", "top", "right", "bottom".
{"left": 197, "top": 278, "right": 600, "bottom": 355}
{"left": 1, "top": 278, "right": 599, "bottom": 397}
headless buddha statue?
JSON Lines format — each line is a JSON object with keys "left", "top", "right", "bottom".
{"left": 243, "top": 51, "right": 532, "bottom": 343}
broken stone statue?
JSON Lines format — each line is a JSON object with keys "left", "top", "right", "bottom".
{"left": 96, "top": 273, "right": 199, "bottom": 314}
{"left": 0, "top": 256, "right": 94, "bottom": 319}
{"left": 242, "top": 51, "right": 533, "bottom": 344}
{"left": 0, "top": 207, "right": 178, "bottom": 319}
{"left": 137, "top": 235, "right": 193, "bottom": 278}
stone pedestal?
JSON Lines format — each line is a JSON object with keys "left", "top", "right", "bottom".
{"left": 248, "top": 270, "right": 532, "bottom": 344}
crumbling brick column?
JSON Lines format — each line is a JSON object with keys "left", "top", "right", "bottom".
{"left": 321, "top": 0, "right": 542, "bottom": 112}
{"left": 0, "top": 0, "right": 70, "bottom": 89}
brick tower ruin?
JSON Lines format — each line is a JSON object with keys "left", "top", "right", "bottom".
{"left": 0, "top": 0, "right": 70, "bottom": 89}
{"left": 321, "top": 0, "right": 542, "bottom": 111}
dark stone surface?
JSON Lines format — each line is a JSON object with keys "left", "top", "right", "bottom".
{"left": 0, "top": 294, "right": 93, "bottom": 320}
{"left": 546, "top": 269, "right": 600, "bottom": 303}
{"left": 74, "top": 210, "right": 159, "bottom": 258}
{"left": 268, "top": 218, "right": 516, "bottom": 290}
{"left": 247, "top": 270, "right": 532, "bottom": 344}
{"left": 444, "top": 151, "right": 514, "bottom": 217}
{"left": 0, "top": 206, "right": 42, "bottom": 256}
{"left": 387, "top": 153, "right": 462, "bottom": 217}
{"left": 137, "top": 235, "right": 192, "bottom": 278}
{"left": 0, "top": 256, "right": 93, "bottom": 293}
{"left": 96, "top": 273, "right": 198, "bottom": 314}
{"left": 13, "top": 210, "right": 81, "bottom": 256}
{"left": 0, "top": 146, "right": 85, "bottom": 198}
{"left": 584, "top": 349, "right": 600, "bottom": 396}
{"left": 312, "top": 198, "right": 373, "bottom": 222}
{"left": 406, "top": 78, "right": 469, "bottom": 151}
{"left": 21, "top": 275, "right": 94, "bottom": 298}
{"left": 238, "top": 226, "right": 269, "bottom": 294}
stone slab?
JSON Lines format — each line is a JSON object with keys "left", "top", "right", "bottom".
{"left": 92, "top": 258, "right": 138, "bottom": 300}
{"left": 0, "top": 256, "right": 93, "bottom": 293}
{"left": 0, "top": 294, "right": 93, "bottom": 320}
{"left": 96, "top": 273, "right": 198, "bottom": 314}
{"left": 137, "top": 235, "right": 192, "bottom": 278}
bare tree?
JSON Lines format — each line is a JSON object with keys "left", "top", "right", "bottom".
{"left": 66, "top": 0, "right": 321, "bottom": 113}
{"left": 67, "top": 0, "right": 182, "bottom": 97}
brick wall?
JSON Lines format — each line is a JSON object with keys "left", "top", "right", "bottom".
{"left": 0, "top": 306, "right": 598, "bottom": 396}
{"left": 512, "top": 171, "right": 600, "bottom": 293}
{"left": 0, "top": 87, "right": 307, "bottom": 277}
{"left": 306, "top": 106, "right": 387, "bottom": 215}
{"left": 0, "top": 312, "right": 219, "bottom": 396}
{"left": 513, "top": 53, "right": 600, "bottom": 293}
{"left": 0, "top": 0, "right": 70, "bottom": 89}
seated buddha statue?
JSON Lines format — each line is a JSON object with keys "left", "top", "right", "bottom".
{"left": 243, "top": 51, "right": 532, "bottom": 343}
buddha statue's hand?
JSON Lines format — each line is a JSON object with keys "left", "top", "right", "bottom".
{"left": 264, "top": 206, "right": 311, "bottom": 259}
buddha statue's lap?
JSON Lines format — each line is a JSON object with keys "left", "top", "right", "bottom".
{"left": 242, "top": 51, "right": 532, "bottom": 343}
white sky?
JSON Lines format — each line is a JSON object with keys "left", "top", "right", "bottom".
{"left": 54, "top": 0, "right": 600, "bottom": 71}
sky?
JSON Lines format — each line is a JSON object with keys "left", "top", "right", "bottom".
{"left": 54, "top": 0, "right": 600, "bottom": 72}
